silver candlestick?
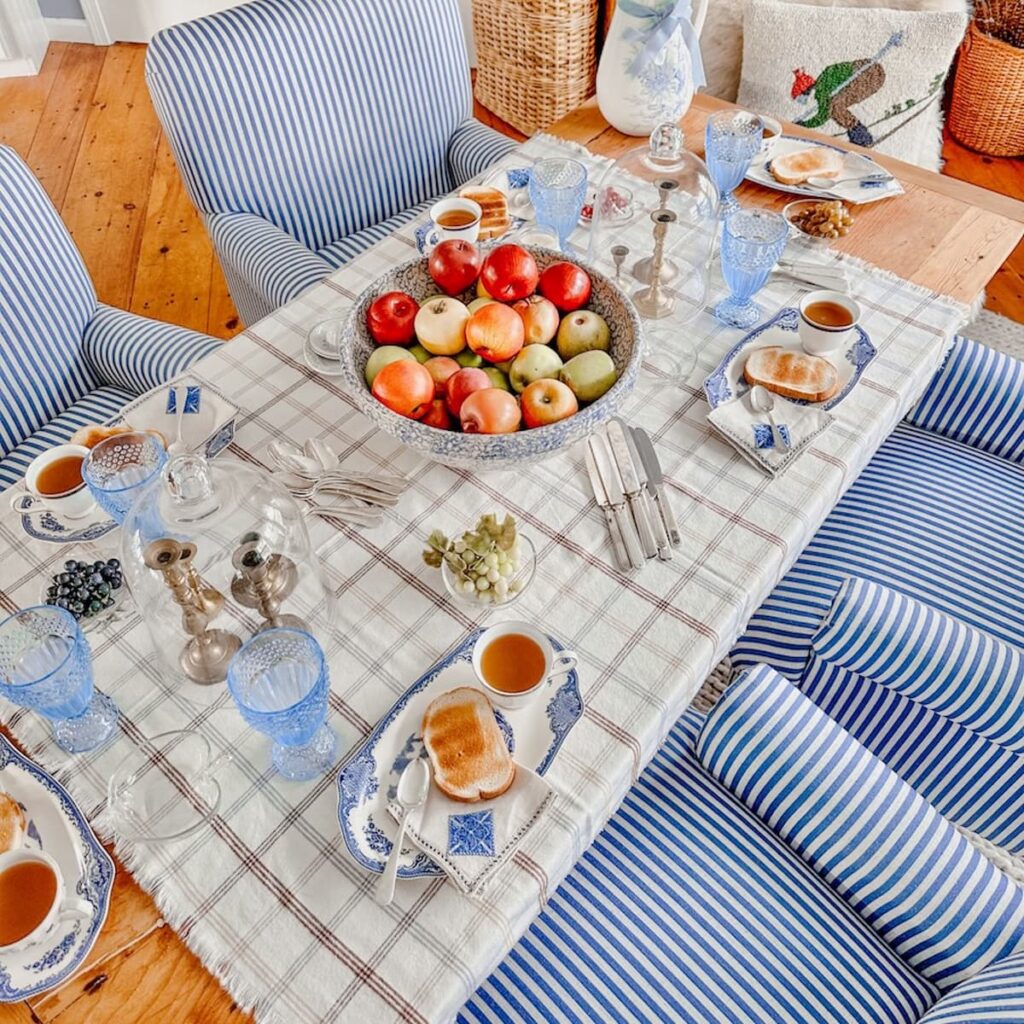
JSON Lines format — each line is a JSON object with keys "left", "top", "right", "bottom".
{"left": 633, "top": 209, "right": 678, "bottom": 320}
{"left": 633, "top": 179, "right": 681, "bottom": 286}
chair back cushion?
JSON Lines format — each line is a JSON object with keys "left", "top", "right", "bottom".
{"left": 0, "top": 146, "right": 96, "bottom": 462}
{"left": 917, "top": 949, "right": 1024, "bottom": 1022}
{"left": 697, "top": 664, "right": 1024, "bottom": 990}
{"left": 146, "top": 0, "right": 471, "bottom": 252}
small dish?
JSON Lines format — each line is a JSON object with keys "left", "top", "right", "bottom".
{"left": 12, "top": 496, "right": 116, "bottom": 545}
{"left": 783, "top": 200, "right": 838, "bottom": 244}
{"left": 303, "top": 333, "right": 345, "bottom": 377}
{"left": 39, "top": 557, "right": 128, "bottom": 634}
{"left": 440, "top": 534, "right": 536, "bottom": 610}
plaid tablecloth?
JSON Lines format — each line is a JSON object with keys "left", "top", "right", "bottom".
{"left": 0, "top": 135, "right": 969, "bottom": 1023}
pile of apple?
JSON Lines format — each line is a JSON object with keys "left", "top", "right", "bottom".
{"left": 363, "top": 242, "right": 618, "bottom": 434}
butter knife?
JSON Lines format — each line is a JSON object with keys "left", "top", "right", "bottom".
{"left": 584, "top": 441, "right": 631, "bottom": 572}
{"left": 588, "top": 435, "right": 645, "bottom": 570}
{"left": 605, "top": 420, "right": 659, "bottom": 560}
{"left": 630, "top": 427, "right": 681, "bottom": 548}
{"left": 612, "top": 418, "right": 671, "bottom": 560}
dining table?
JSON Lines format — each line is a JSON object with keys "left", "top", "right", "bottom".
{"left": 2, "top": 94, "right": 1023, "bottom": 1024}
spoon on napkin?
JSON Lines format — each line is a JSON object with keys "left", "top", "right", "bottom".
{"left": 750, "top": 385, "right": 790, "bottom": 451}
{"left": 376, "top": 758, "right": 431, "bottom": 906}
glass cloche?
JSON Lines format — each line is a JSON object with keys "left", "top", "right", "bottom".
{"left": 587, "top": 123, "right": 719, "bottom": 384}
{"left": 120, "top": 453, "right": 337, "bottom": 694}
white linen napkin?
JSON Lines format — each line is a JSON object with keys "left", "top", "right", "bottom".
{"left": 708, "top": 390, "right": 833, "bottom": 476}
{"left": 388, "top": 762, "right": 553, "bottom": 896}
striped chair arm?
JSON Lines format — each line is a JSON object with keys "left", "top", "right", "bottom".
{"left": 82, "top": 305, "right": 221, "bottom": 396}
{"left": 907, "top": 336, "right": 1024, "bottom": 463}
{"left": 917, "top": 949, "right": 1024, "bottom": 1022}
{"left": 446, "top": 118, "right": 519, "bottom": 186}
{"left": 697, "top": 663, "right": 1024, "bottom": 991}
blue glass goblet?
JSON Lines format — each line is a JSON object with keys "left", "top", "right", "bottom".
{"left": 528, "top": 158, "right": 587, "bottom": 253}
{"left": 705, "top": 111, "right": 764, "bottom": 219}
{"left": 0, "top": 606, "right": 118, "bottom": 752}
{"left": 227, "top": 628, "right": 336, "bottom": 781}
{"left": 714, "top": 209, "right": 790, "bottom": 329}
{"left": 83, "top": 432, "right": 167, "bottom": 525}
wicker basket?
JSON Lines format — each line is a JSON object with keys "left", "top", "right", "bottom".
{"left": 948, "top": 22, "right": 1024, "bottom": 157}
{"left": 472, "top": 0, "right": 598, "bottom": 136}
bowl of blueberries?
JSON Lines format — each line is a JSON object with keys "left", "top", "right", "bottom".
{"left": 42, "top": 557, "right": 126, "bottom": 632}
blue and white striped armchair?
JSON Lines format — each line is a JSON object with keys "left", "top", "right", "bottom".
{"left": 145, "top": 0, "right": 518, "bottom": 327}
{"left": 0, "top": 146, "right": 221, "bottom": 490}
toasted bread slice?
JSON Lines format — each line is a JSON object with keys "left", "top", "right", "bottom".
{"left": 770, "top": 146, "right": 844, "bottom": 187}
{"left": 0, "top": 791, "right": 26, "bottom": 854}
{"left": 422, "top": 687, "right": 515, "bottom": 802}
{"left": 744, "top": 345, "right": 839, "bottom": 403}
{"left": 458, "top": 186, "right": 511, "bottom": 241}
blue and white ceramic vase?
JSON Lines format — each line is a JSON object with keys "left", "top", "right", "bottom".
{"left": 596, "top": 0, "right": 706, "bottom": 137}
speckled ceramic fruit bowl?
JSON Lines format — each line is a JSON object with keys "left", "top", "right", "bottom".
{"left": 339, "top": 246, "right": 642, "bottom": 471}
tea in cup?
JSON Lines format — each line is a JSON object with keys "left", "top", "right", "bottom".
{"left": 425, "top": 197, "right": 482, "bottom": 249}
{"left": 8, "top": 444, "right": 96, "bottom": 521}
{"left": 798, "top": 290, "right": 861, "bottom": 355}
{"left": 0, "top": 847, "right": 91, "bottom": 952}
{"left": 472, "top": 621, "right": 577, "bottom": 711}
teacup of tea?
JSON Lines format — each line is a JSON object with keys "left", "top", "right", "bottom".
{"left": 798, "top": 290, "right": 861, "bottom": 355}
{"left": 8, "top": 444, "right": 96, "bottom": 521}
{"left": 0, "top": 847, "right": 91, "bottom": 953}
{"left": 425, "top": 197, "right": 482, "bottom": 249}
{"left": 472, "top": 621, "right": 577, "bottom": 712}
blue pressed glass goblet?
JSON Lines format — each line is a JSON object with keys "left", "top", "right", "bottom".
{"left": 83, "top": 432, "right": 167, "bottom": 525}
{"left": 705, "top": 111, "right": 764, "bottom": 219}
{"left": 0, "top": 606, "right": 118, "bottom": 752}
{"left": 528, "top": 158, "right": 587, "bottom": 253}
{"left": 227, "top": 628, "right": 336, "bottom": 781}
{"left": 714, "top": 209, "right": 790, "bottom": 329}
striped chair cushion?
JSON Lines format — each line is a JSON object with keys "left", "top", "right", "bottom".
{"left": 461, "top": 709, "right": 939, "bottom": 1024}
{"left": 697, "top": 665, "right": 1024, "bottom": 990}
{"left": 317, "top": 199, "right": 435, "bottom": 270}
{"left": 917, "top": 950, "right": 1024, "bottom": 1023}
{"left": 0, "top": 146, "right": 97, "bottom": 462}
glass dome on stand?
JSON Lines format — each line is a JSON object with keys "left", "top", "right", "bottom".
{"left": 120, "top": 452, "right": 337, "bottom": 698}
{"left": 587, "top": 123, "right": 719, "bottom": 385}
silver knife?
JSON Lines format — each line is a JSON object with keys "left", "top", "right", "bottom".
{"left": 605, "top": 420, "right": 659, "bottom": 560}
{"left": 584, "top": 441, "right": 631, "bottom": 572}
{"left": 630, "top": 427, "right": 681, "bottom": 548}
{"left": 588, "top": 435, "right": 645, "bottom": 571}
{"left": 613, "top": 418, "right": 671, "bottom": 561}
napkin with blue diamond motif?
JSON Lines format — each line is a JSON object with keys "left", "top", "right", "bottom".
{"left": 388, "top": 763, "right": 553, "bottom": 896}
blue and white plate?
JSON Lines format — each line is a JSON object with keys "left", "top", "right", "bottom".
{"left": 337, "top": 629, "right": 582, "bottom": 878}
{"left": 0, "top": 735, "right": 115, "bottom": 1001}
{"left": 704, "top": 307, "right": 877, "bottom": 412}
{"left": 12, "top": 496, "right": 117, "bottom": 545}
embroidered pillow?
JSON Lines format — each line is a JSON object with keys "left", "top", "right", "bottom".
{"left": 735, "top": 0, "right": 967, "bottom": 169}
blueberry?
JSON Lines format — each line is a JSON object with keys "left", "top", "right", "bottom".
{"left": 64, "top": 559, "right": 78, "bottom": 572}
{"left": 71, "top": 600, "right": 84, "bottom": 613}
{"left": 106, "top": 558, "right": 120, "bottom": 569}
{"left": 110, "top": 576, "right": 122, "bottom": 590}
{"left": 95, "top": 582, "right": 110, "bottom": 598}
{"left": 74, "top": 587, "right": 88, "bottom": 601}
{"left": 57, "top": 573, "right": 70, "bottom": 584}
{"left": 88, "top": 572, "right": 103, "bottom": 586}
{"left": 76, "top": 560, "right": 89, "bottom": 571}
{"left": 45, "top": 596, "right": 57, "bottom": 605}
{"left": 47, "top": 585, "right": 58, "bottom": 597}
{"left": 87, "top": 598, "right": 102, "bottom": 613}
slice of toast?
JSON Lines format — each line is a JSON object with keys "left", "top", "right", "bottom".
{"left": 743, "top": 345, "right": 839, "bottom": 403}
{"left": 770, "top": 146, "right": 844, "bottom": 187}
{"left": 0, "top": 791, "right": 26, "bottom": 853}
{"left": 422, "top": 687, "right": 515, "bottom": 803}
{"left": 458, "top": 186, "right": 511, "bottom": 241}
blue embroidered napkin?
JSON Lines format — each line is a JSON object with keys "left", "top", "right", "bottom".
{"left": 388, "top": 763, "right": 553, "bottom": 896}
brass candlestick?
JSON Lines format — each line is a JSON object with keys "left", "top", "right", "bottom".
{"left": 143, "top": 538, "right": 241, "bottom": 685}
{"left": 633, "top": 179, "right": 681, "bottom": 286}
{"left": 230, "top": 535, "right": 306, "bottom": 633}
{"left": 633, "top": 209, "right": 679, "bottom": 320}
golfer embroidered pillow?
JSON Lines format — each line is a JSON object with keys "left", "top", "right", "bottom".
{"left": 737, "top": 0, "right": 967, "bottom": 169}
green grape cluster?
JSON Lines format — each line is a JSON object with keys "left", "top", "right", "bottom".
{"left": 423, "top": 513, "right": 523, "bottom": 603}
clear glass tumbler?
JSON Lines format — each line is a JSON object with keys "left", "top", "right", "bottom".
{"left": 83, "top": 432, "right": 167, "bottom": 524}
{"left": 528, "top": 159, "right": 587, "bottom": 253}
{"left": 227, "top": 628, "right": 336, "bottom": 781}
{"left": 0, "top": 606, "right": 118, "bottom": 752}
{"left": 714, "top": 209, "right": 790, "bottom": 329}
{"left": 704, "top": 111, "right": 764, "bottom": 219}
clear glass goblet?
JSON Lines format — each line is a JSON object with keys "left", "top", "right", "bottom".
{"left": 83, "top": 431, "right": 167, "bottom": 524}
{"left": 704, "top": 111, "right": 764, "bottom": 219}
{"left": 0, "top": 606, "right": 118, "bottom": 752}
{"left": 714, "top": 209, "right": 790, "bottom": 329}
{"left": 227, "top": 628, "right": 336, "bottom": 781}
{"left": 528, "top": 158, "right": 587, "bottom": 253}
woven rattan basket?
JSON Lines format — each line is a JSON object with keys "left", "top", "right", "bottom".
{"left": 472, "top": 0, "right": 598, "bottom": 135}
{"left": 948, "top": 22, "right": 1024, "bottom": 157}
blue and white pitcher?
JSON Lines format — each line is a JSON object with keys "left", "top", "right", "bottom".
{"left": 596, "top": 0, "right": 707, "bottom": 137}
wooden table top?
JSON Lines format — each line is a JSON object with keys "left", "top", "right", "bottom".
{"left": 5, "top": 94, "right": 1023, "bottom": 1024}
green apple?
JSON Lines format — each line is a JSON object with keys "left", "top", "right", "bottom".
{"left": 364, "top": 346, "right": 415, "bottom": 387}
{"left": 407, "top": 343, "right": 431, "bottom": 364}
{"left": 482, "top": 367, "right": 511, "bottom": 391}
{"left": 556, "top": 310, "right": 611, "bottom": 361}
{"left": 455, "top": 349, "right": 484, "bottom": 368}
{"left": 509, "top": 344, "right": 563, "bottom": 394}
{"left": 559, "top": 350, "right": 617, "bottom": 402}
{"left": 467, "top": 296, "right": 495, "bottom": 314}
{"left": 493, "top": 357, "right": 515, "bottom": 373}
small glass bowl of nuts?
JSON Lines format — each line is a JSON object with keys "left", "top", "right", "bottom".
{"left": 783, "top": 199, "right": 855, "bottom": 243}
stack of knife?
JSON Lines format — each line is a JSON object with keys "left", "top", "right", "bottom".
{"left": 584, "top": 418, "right": 681, "bottom": 572}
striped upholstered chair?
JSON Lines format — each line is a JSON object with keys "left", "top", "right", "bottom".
{"left": 0, "top": 146, "right": 220, "bottom": 489}
{"left": 145, "top": 0, "right": 518, "bottom": 327}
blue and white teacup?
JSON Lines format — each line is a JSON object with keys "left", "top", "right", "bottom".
{"left": 422, "top": 197, "right": 481, "bottom": 251}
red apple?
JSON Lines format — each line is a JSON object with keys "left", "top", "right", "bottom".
{"left": 465, "top": 303, "right": 525, "bottom": 364}
{"left": 367, "top": 291, "right": 419, "bottom": 345}
{"left": 512, "top": 295, "right": 560, "bottom": 345}
{"left": 423, "top": 356, "right": 461, "bottom": 397}
{"left": 428, "top": 240, "right": 483, "bottom": 296}
{"left": 520, "top": 378, "right": 578, "bottom": 428}
{"left": 445, "top": 367, "right": 491, "bottom": 417}
{"left": 480, "top": 244, "right": 539, "bottom": 302}
{"left": 539, "top": 262, "right": 592, "bottom": 312}
{"left": 371, "top": 359, "right": 434, "bottom": 419}
{"left": 460, "top": 389, "right": 522, "bottom": 434}
{"left": 421, "top": 398, "right": 454, "bottom": 430}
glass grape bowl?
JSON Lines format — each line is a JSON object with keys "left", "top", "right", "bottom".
{"left": 441, "top": 535, "right": 536, "bottom": 611}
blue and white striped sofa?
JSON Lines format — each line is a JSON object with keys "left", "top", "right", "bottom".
{"left": 145, "top": 0, "right": 518, "bottom": 327}
{"left": 0, "top": 146, "right": 221, "bottom": 490}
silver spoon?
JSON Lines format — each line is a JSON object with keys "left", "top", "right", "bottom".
{"left": 304, "top": 438, "right": 338, "bottom": 472}
{"left": 375, "top": 758, "right": 431, "bottom": 906}
{"left": 805, "top": 172, "right": 893, "bottom": 191}
{"left": 267, "top": 441, "right": 323, "bottom": 477}
{"left": 749, "top": 385, "right": 790, "bottom": 451}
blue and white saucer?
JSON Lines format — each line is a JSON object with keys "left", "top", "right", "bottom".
{"left": 0, "top": 735, "right": 115, "bottom": 1001}
{"left": 12, "top": 497, "right": 117, "bottom": 545}
{"left": 337, "top": 629, "right": 583, "bottom": 878}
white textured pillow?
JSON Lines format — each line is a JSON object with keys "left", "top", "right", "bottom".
{"left": 735, "top": 0, "right": 966, "bottom": 169}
